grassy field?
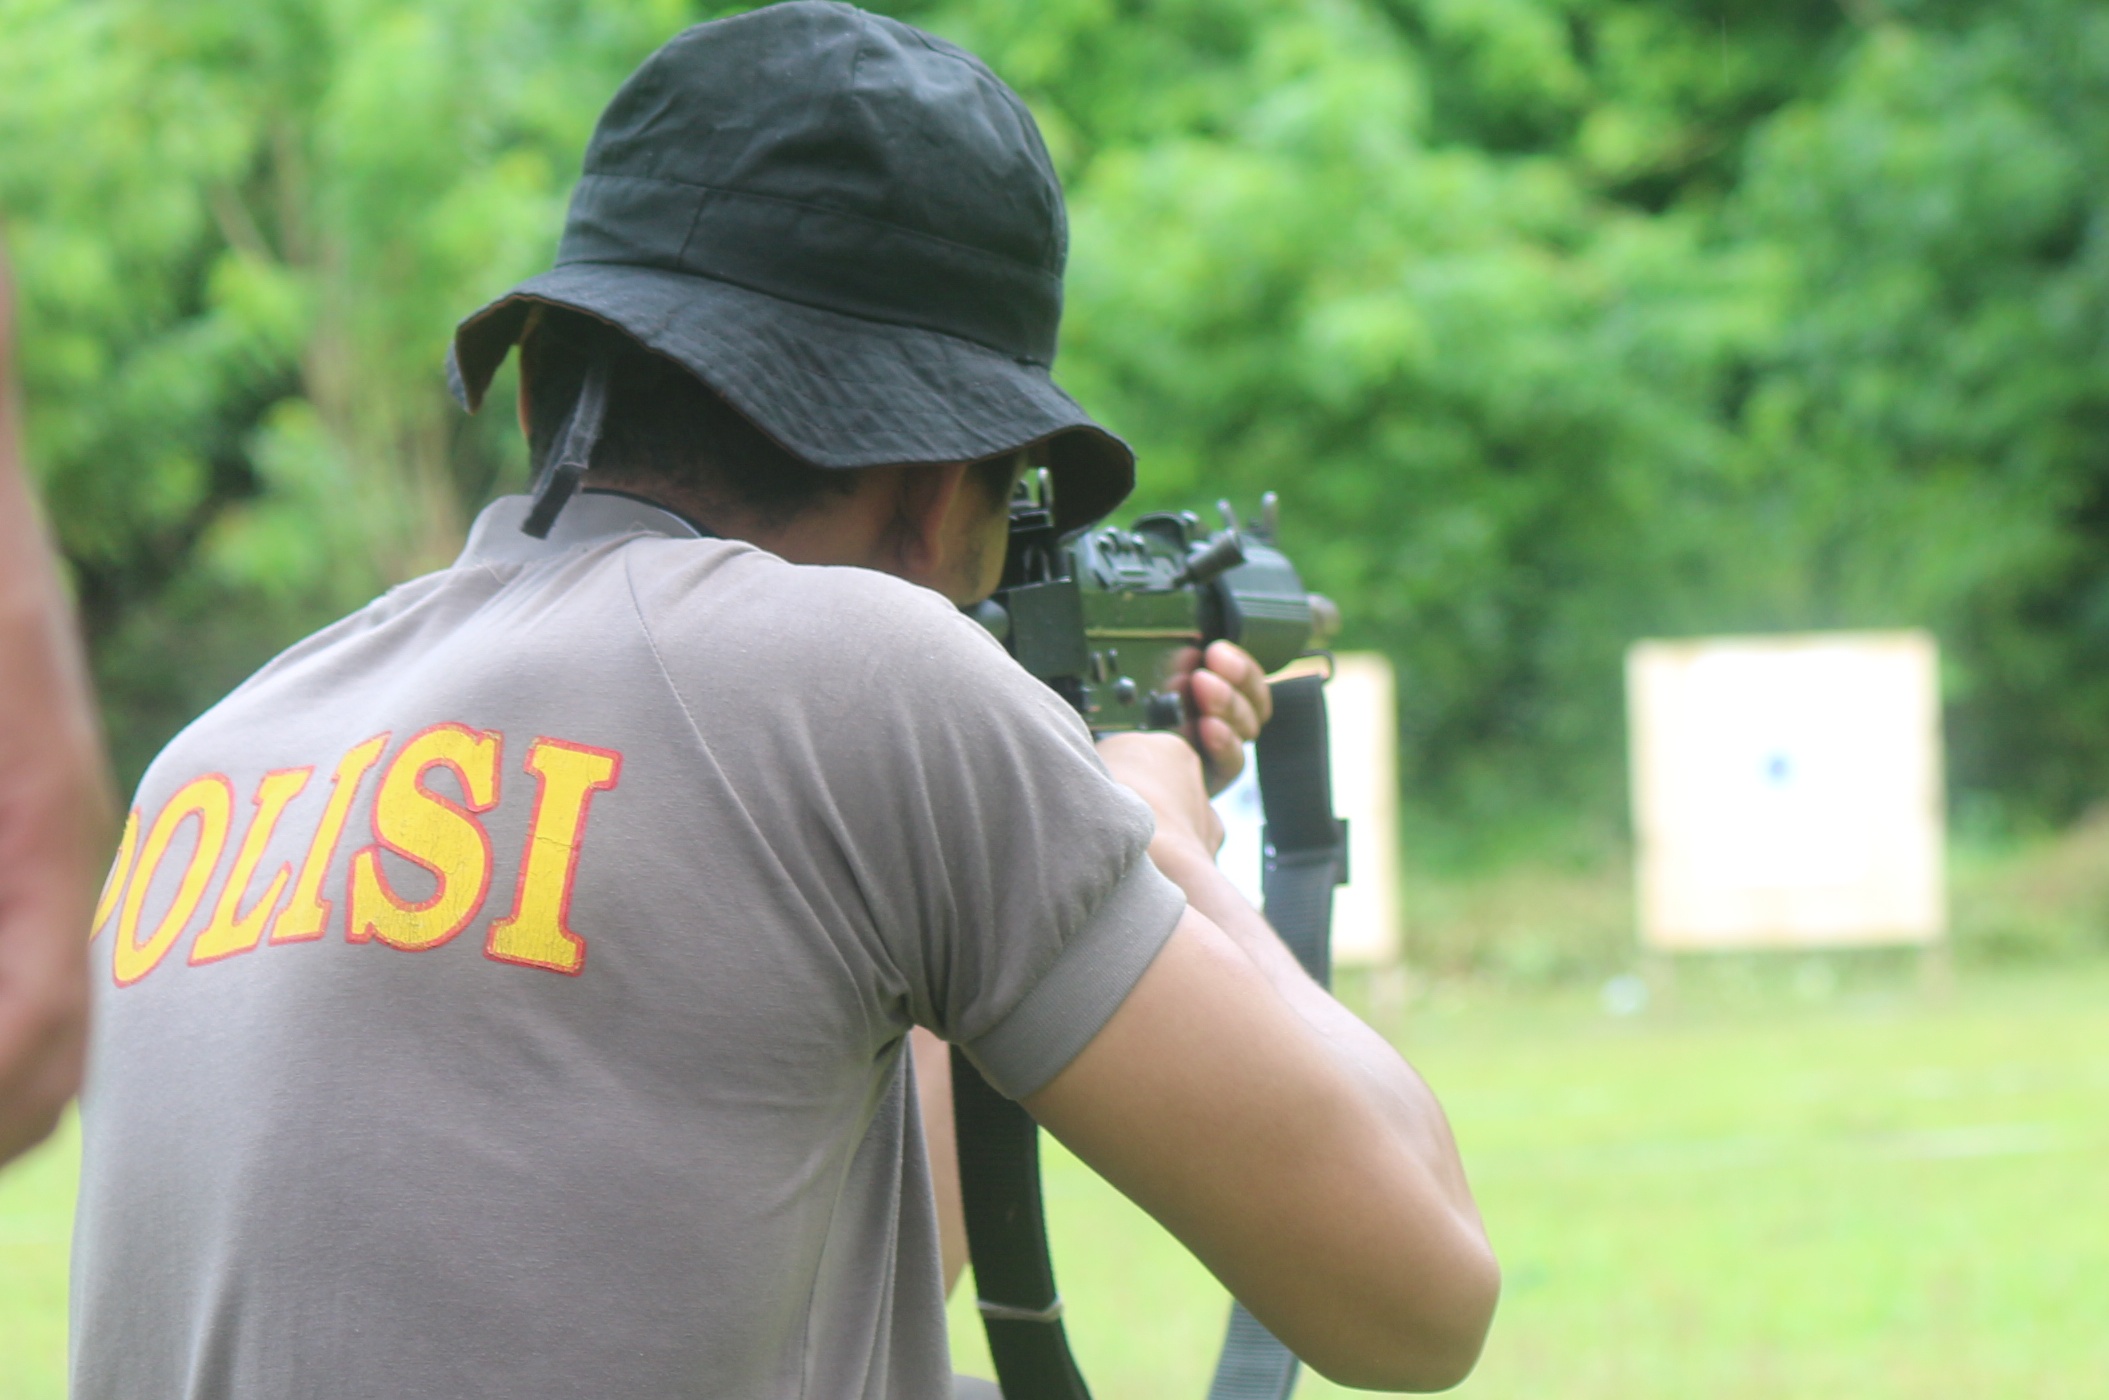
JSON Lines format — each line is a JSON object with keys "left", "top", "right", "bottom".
{"left": 955, "top": 957, "right": 2109, "bottom": 1398}
{"left": 0, "top": 1112, "right": 71, "bottom": 1400}
{"left": 7, "top": 960, "right": 2107, "bottom": 1397}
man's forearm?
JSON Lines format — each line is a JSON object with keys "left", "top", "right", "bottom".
{"left": 0, "top": 275, "right": 103, "bottom": 799}
{"left": 0, "top": 255, "right": 103, "bottom": 1164}
{"left": 1146, "top": 833, "right": 1484, "bottom": 1225}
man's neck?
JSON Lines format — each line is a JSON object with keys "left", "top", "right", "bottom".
{"left": 579, "top": 485, "right": 718, "bottom": 539}
{"left": 577, "top": 462, "right": 999, "bottom": 605}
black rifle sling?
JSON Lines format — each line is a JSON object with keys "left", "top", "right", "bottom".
{"left": 951, "top": 1049, "right": 1091, "bottom": 1400}
{"left": 954, "top": 674, "right": 1343, "bottom": 1400}
{"left": 1206, "top": 673, "right": 1347, "bottom": 1400}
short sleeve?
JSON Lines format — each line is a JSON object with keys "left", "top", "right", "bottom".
{"left": 855, "top": 594, "right": 1186, "bottom": 1097}
{"left": 627, "top": 546, "right": 1189, "bottom": 1100}
{"left": 765, "top": 568, "right": 1185, "bottom": 1099}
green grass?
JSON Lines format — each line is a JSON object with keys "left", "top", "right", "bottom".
{"left": 9, "top": 962, "right": 2108, "bottom": 1398}
{"left": 0, "top": 1114, "right": 73, "bottom": 1400}
{"left": 951, "top": 959, "right": 2109, "bottom": 1398}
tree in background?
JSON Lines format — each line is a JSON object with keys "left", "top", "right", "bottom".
{"left": 4, "top": 0, "right": 2107, "bottom": 853}
{"left": 0, "top": 0, "right": 684, "bottom": 776}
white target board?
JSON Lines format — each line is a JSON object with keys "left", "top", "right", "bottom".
{"left": 1627, "top": 631, "right": 1946, "bottom": 951}
{"left": 1215, "top": 652, "right": 1401, "bottom": 965}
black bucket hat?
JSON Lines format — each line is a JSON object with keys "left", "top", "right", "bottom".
{"left": 447, "top": 0, "right": 1133, "bottom": 535}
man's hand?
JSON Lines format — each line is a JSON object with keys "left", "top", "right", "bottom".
{"left": 1099, "top": 638, "right": 1275, "bottom": 866}
{"left": 0, "top": 247, "right": 106, "bottom": 1165}
{"left": 1180, "top": 639, "right": 1273, "bottom": 794}
{"left": 1096, "top": 732, "right": 1224, "bottom": 863}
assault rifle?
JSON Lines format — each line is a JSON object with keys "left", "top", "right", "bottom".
{"left": 966, "top": 477, "right": 1338, "bottom": 735}
{"left": 955, "top": 473, "right": 1348, "bottom": 1400}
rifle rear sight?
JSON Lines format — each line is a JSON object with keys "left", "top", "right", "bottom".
{"left": 968, "top": 485, "right": 1339, "bottom": 733}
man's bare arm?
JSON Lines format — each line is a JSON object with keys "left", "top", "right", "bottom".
{"left": 914, "top": 639, "right": 1274, "bottom": 1299}
{"left": 1029, "top": 735, "right": 1498, "bottom": 1391}
{"left": 0, "top": 249, "right": 105, "bottom": 1164}
{"left": 909, "top": 1025, "right": 969, "bottom": 1293}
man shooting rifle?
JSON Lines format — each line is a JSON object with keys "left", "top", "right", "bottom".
{"left": 69, "top": 7, "right": 1497, "bottom": 1397}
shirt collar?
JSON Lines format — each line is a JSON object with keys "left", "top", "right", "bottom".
{"left": 456, "top": 490, "right": 704, "bottom": 568}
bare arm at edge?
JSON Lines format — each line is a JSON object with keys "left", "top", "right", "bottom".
{"left": 1024, "top": 735, "right": 1499, "bottom": 1392}
{"left": 910, "top": 1025, "right": 969, "bottom": 1293}
{"left": 0, "top": 250, "right": 104, "bottom": 1164}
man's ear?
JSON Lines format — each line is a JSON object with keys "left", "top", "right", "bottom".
{"left": 884, "top": 461, "right": 973, "bottom": 584}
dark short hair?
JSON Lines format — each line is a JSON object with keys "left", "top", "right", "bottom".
{"left": 520, "top": 308, "right": 1022, "bottom": 527}
{"left": 519, "top": 307, "right": 855, "bottom": 527}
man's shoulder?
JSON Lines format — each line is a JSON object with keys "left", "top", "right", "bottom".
{"left": 217, "top": 563, "right": 499, "bottom": 706}
{"left": 623, "top": 541, "right": 1090, "bottom": 761}
{"left": 125, "top": 565, "right": 492, "bottom": 782}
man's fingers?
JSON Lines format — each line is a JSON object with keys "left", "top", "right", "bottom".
{"left": 1197, "top": 715, "right": 1245, "bottom": 792}
{"left": 1177, "top": 642, "right": 1278, "bottom": 794}
{"left": 0, "top": 910, "right": 89, "bottom": 1163}
{"left": 1203, "top": 641, "right": 1272, "bottom": 728}
{"left": 0, "top": 1022, "right": 81, "bottom": 1162}
{"left": 1191, "top": 668, "right": 1262, "bottom": 746}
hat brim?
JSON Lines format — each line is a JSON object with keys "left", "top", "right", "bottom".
{"left": 449, "top": 264, "right": 1134, "bottom": 535}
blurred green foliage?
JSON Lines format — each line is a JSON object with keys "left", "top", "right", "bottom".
{"left": 5, "top": 0, "right": 2108, "bottom": 851}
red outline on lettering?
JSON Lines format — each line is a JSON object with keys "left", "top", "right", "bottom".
{"left": 189, "top": 766, "right": 314, "bottom": 967}
{"left": 347, "top": 723, "right": 502, "bottom": 951}
{"left": 484, "top": 737, "right": 623, "bottom": 977}
{"left": 115, "top": 774, "right": 236, "bottom": 988}
{"left": 88, "top": 807, "right": 141, "bottom": 945}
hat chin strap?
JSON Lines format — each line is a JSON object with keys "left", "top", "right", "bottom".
{"left": 522, "top": 356, "right": 611, "bottom": 539}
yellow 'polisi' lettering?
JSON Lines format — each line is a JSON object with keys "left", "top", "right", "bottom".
{"left": 89, "top": 808, "right": 140, "bottom": 944}
{"left": 348, "top": 725, "right": 501, "bottom": 952}
{"left": 486, "top": 739, "right": 622, "bottom": 975}
{"left": 270, "top": 734, "right": 389, "bottom": 944}
{"left": 114, "top": 777, "right": 233, "bottom": 987}
{"left": 190, "top": 768, "right": 313, "bottom": 965}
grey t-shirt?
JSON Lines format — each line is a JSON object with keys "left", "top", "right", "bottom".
{"left": 72, "top": 493, "right": 1185, "bottom": 1400}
